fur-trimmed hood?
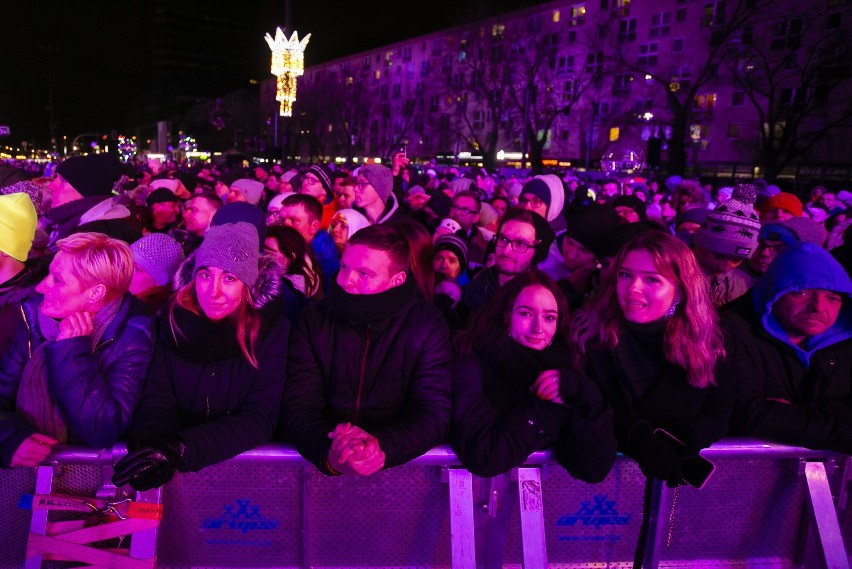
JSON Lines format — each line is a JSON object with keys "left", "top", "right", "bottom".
{"left": 174, "top": 250, "right": 286, "bottom": 309}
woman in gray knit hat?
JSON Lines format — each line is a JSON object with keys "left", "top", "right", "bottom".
{"left": 113, "top": 222, "right": 290, "bottom": 491}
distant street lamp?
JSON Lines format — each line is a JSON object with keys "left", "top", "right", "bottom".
{"left": 264, "top": 27, "right": 311, "bottom": 118}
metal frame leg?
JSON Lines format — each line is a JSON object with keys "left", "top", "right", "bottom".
{"left": 448, "top": 469, "right": 476, "bottom": 569}
{"left": 803, "top": 461, "right": 849, "bottom": 569}
{"left": 24, "top": 465, "right": 55, "bottom": 569}
{"left": 517, "top": 467, "right": 547, "bottom": 569}
{"left": 481, "top": 473, "right": 511, "bottom": 569}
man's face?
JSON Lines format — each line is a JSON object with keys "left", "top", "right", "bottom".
{"left": 36, "top": 251, "right": 93, "bottom": 319}
{"left": 451, "top": 195, "right": 480, "bottom": 231}
{"left": 337, "top": 243, "right": 404, "bottom": 295}
{"left": 335, "top": 185, "right": 357, "bottom": 209}
{"left": 354, "top": 177, "right": 381, "bottom": 209}
{"left": 614, "top": 206, "right": 640, "bottom": 224}
{"left": 227, "top": 187, "right": 247, "bottom": 204}
{"left": 772, "top": 288, "right": 843, "bottom": 344}
{"left": 433, "top": 250, "right": 462, "bottom": 279}
{"left": 747, "top": 238, "right": 786, "bottom": 275}
{"left": 300, "top": 173, "right": 326, "bottom": 201}
{"left": 821, "top": 194, "right": 838, "bottom": 209}
{"left": 406, "top": 192, "right": 430, "bottom": 211}
{"left": 518, "top": 192, "right": 548, "bottom": 218}
{"left": 279, "top": 203, "right": 320, "bottom": 242}
{"left": 561, "top": 236, "right": 596, "bottom": 271}
{"left": 602, "top": 182, "right": 619, "bottom": 197}
{"left": 47, "top": 175, "right": 81, "bottom": 208}
{"left": 254, "top": 167, "right": 268, "bottom": 181}
{"left": 694, "top": 245, "right": 743, "bottom": 276}
{"left": 494, "top": 220, "right": 537, "bottom": 276}
{"left": 760, "top": 208, "right": 795, "bottom": 223}
{"left": 152, "top": 201, "right": 181, "bottom": 226}
{"left": 184, "top": 197, "right": 217, "bottom": 236}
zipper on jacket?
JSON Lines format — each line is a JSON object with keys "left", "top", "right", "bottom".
{"left": 93, "top": 338, "right": 115, "bottom": 354}
{"left": 20, "top": 305, "right": 32, "bottom": 359}
{"left": 354, "top": 326, "right": 372, "bottom": 423}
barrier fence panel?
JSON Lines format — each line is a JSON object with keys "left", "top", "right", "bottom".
{"left": 0, "top": 441, "right": 848, "bottom": 569}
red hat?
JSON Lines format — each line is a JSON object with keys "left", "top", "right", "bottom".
{"left": 759, "top": 192, "right": 803, "bottom": 217}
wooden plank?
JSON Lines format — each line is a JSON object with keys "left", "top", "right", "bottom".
{"left": 804, "top": 462, "right": 849, "bottom": 569}
{"left": 49, "top": 519, "right": 159, "bottom": 545}
{"left": 26, "top": 533, "right": 153, "bottom": 569}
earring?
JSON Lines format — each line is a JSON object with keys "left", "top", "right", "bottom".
{"left": 664, "top": 300, "right": 680, "bottom": 319}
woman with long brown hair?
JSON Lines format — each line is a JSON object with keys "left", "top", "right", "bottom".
{"left": 112, "top": 222, "right": 290, "bottom": 491}
{"left": 570, "top": 230, "right": 732, "bottom": 486}
{"left": 451, "top": 270, "right": 616, "bottom": 481}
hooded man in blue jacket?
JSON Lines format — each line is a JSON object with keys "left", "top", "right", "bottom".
{"left": 724, "top": 242, "right": 852, "bottom": 452}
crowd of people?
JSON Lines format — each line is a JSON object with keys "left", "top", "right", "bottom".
{"left": 0, "top": 151, "right": 850, "bottom": 492}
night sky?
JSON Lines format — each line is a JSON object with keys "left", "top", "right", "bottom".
{"left": 1, "top": 0, "right": 545, "bottom": 148}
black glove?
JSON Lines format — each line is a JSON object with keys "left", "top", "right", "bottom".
{"left": 627, "top": 423, "right": 682, "bottom": 487}
{"left": 112, "top": 435, "right": 186, "bottom": 492}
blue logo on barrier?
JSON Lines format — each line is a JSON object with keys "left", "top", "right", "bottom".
{"left": 556, "top": 495, "right": 631, "bottom": 529}
{"left": 201, "top": 499, "right": 279, "bottom": 534}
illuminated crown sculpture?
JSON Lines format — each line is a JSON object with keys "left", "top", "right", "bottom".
{"left": 264, "top": 28, "right": 311, "bottom": 117}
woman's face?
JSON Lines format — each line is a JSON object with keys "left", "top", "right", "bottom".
{"left": 195, "top": 266, "right": 246, "bottom": 321}
{"left": 329, "top": 217, "right": 350, "bottom": 248}
{"left": 433, "top": 250, "right": 461, "bottom": 279}
{"left": 616, "top": 249, "right": 679, "bottom": 323}
{"left": 263, "top": 237, "right": 292, "bottom": 271}
{"left": 509, "top": 284, "right": 559, "bottom": 350}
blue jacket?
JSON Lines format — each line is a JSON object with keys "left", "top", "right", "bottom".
{"left": 311, "top": 230, "right": 340, "bottom": 295}
{"left": 724, "top": 243, "right": 852, "bottom": 452}
{"left": 0, "top": 294, "right": 155, "bottom": 466}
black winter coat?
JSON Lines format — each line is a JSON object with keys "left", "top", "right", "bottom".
{"left": 280, "top": 277, "right": 453, "bottom": 474}
{"left": 584, "top": 322, "right": 734, "bottom": 459}
{"left": 451, "top": 335, "right": 616, "bottom": 481}
{"left": 0, "top": 294, "right": 155, "bottom": 466}
{"left": 129, "top": 303, "right": 290, "bottom": 473}
{"left": 723, "top": 295, "right": 852, "bottom": 453}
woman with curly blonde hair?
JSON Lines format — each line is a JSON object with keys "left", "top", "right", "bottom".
{"left": 570, "top": 230, "right": 732, "bottom": 487}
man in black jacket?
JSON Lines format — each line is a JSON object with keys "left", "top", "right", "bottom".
{"left": 725, "top": 242, "right": 852, "bottom": 452}
{"left": 281, "top": 224, "right": 452, "bottom": 476}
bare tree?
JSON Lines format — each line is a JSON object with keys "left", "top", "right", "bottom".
{"left": 723, "top": 6, "right": 852, "bottom": 179}
{"left": 600, "top": 0, "right": 774, "bottom": 175}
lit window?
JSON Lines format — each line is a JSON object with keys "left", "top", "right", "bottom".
{"left": 609, "top": 127, "right": 620, "bottom": 141}
{"left": 553, "top": 10, "right": 560, "bottom": 23}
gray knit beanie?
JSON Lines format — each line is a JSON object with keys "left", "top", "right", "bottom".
{"left": 694, "top": 184, "right": 760, "bottom": 259}
{"left": 130, "top": 233, "right": 185, "bottom": 287}
{"left": 194, "top": 222, "right": 259, "bottom": 286}
{"left": 360, "top": 164, "right": 394, "bottom": 202}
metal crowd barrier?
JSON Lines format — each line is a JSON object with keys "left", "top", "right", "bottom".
{"left": 0, "top": 440, "right": 849, "bottom": 568}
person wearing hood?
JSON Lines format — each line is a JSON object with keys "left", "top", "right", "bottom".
{"left": 112, "top": 222, "right": 290, "bottom": 491}
{"left": 460, "top": 208, "right": 555, "bottom": 319}
{"left": 724, "top": 243, "right": 852, "bottom": 453}
{"left": 279, "top": 224, "right": 452, "bottom": 476}
{"left": 354, "top": 164, "right": 408, "bottom": 225}
{"left": 518, "top": 174, "right": 565, "bottom": 232}
{"left": 45, "top": 154, "right": 141, "bottom": 246}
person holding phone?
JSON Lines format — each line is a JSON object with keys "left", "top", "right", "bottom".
{"left": 569, "top": 231, "right": 733, "bottom": 487}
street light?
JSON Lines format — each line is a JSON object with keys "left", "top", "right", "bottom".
{"left": 264, "top": 27, "right": 311, "bottom": 118}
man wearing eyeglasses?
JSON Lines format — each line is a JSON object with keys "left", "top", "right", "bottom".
{"left": 299, "top": 164, "right": 337, "bottom": 230}
{"left": 450, "top": 191, "right": 491, "bottom": 272}
{"left": 460, "top": 208, "right": 555, "bottom": 319}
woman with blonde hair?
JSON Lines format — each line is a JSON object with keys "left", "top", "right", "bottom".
{"left": 113, "top": 222, "right": 290, "bottom": 491}
{"left": 570, "top": 230, "right": 732, "bottom": 487}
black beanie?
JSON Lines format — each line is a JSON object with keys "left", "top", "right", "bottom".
{"left": 306, "top": 164, "right": 333, "bottom": 196}
{"left": 520, "top": 178, "right": 552, "bottom": 208}
{"left": 562, "top": 205, "right": 623, "bottom": 258}
{"left": 146, "top": 187, "right": 181, "bottom": 206}
{"left": 55, "top": 154, "right": 123, "bottom": 197}
{"left": 599, "top": 222, "right": 660, "bottom": 258}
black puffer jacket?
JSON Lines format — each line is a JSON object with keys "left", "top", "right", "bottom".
{"left": 129, "top": 260, "right": 291, "bottom": 473}
{"left": 280, "top": 276, "right": 452, "bottom": 473}
{"left": 0, "top": 293, "right": 155, "bottom": 466}
{"left": 451, "top": 335, "right": 616, "bottom": 481}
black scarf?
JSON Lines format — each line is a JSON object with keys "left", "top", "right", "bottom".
{"left": 167, "top": 304, "right": 242, "bottom": 362}
{"left": 329, "top": 273, "right": 416, "bottom": 324}
{"left": 614, "top": 319, "right": 668, "bottom": 404}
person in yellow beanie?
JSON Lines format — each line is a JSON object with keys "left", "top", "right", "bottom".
{"left": 0, "top": 193, "right": 47, "bottom": 358}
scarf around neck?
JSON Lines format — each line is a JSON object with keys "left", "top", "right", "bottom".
{"left": 329, "top": 273, "right": 416, "bottom": 324}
